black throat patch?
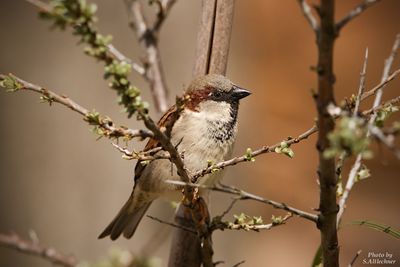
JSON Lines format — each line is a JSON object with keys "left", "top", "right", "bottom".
{"left": 207, "top": 101, "right": 239, "bottom": 143}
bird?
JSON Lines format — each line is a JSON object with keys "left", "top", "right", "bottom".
{"left": 98, "top": 74, "right": 251, "bottom": 240}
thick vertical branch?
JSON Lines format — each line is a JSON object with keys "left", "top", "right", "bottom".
{"left": 192, "top": 0, "right": 218, "bottom": 77}
{"left": 316, "top": 1, "right": 339, "bottom": 267}
{"left": 208, "top": 0, "right": 235, "bottom": 74}
{"left": 169, "top": 1, "right": 235, "bottom": 266}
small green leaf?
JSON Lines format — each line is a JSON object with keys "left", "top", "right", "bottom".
{"left": 85, "top": 110, "right": 101, "bottom": 125}
{"left": 355, "top": 165, "right": 371, "bottom": 182}
{"left": 0, "top": 75, "right": 23, "bottom": 91}
{"left": 252, "top": 216, "right": 263, "bottom": 225}
{"left": 324, "top": 116, "right": 370, "bottom": 159}
{"left": 271, "top": 215, "right": 284, "bottom": 225}
{"left": 274, "top": 141, "right": 295, "bottom": 158}
{"left": 244, "top": 148, "right": 255, "bottom": 162}
{"left": 233, "top": 213, "right": 249, "bottom": 225}
{"left": 375, "top": 104, "right": 399, "bottom": 128}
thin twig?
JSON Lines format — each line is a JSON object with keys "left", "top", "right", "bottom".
{"left": 232, "top": 260, "right": 246, "bottom": 267}
{"left": 147, "top": 215, "right": 197, "bottom": 234}
{"left": 124, "top": 0, "right": 169, "bottom": 113}
{"left": 112, "top": 143, "right": 170, "bottom": 161}
{"left": 192, "top": 126, "right": 318, "bottom": 181}
{"left": 152, "top": 0, "right": 178, "bottom": 32}
{"left": 360, "top": 69, "right": 400, "bottom": 102}
{"left": 211, "top": 213, "right": 293, "bottom": 232}
{"left": 354, "top": 48, "right": 369, "bottom": 116}
{"left": 297, "top": 0, "right": 319, "bottom": 33}
{"left": 363, "top": 96, "right": 400, "bottom": 116}
{"left": 0, "top": 232, "right": 78, "bottom": 267}
{"left": 336, "top": 0, "right": 382, "bottom": 31}
{"left": 1, "top": 74, "right": 152, "bottom": 140}
{"left": 368, "top": 125, "right": 400, "bottom": 159}
{"left": 220, "top": 198, "right": 239, "bottom": 219}
{"left": 165, "top": 180, "right": 319, "bottom": 223}
{"left": 348, "top": 250, "right": 362, "bottom": 267}
{"left": 337, "top": 34, "right": 400, "bottom": 225}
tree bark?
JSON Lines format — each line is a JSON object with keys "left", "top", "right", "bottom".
{"left": 316, "top": 0, "right": 339, "bottom": 266}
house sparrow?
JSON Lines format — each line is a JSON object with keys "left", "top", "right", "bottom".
{"left": 98, "top": 74, "right": 251, "bottom": 240}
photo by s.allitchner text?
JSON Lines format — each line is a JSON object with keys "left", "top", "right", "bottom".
{"left": 362, "top": 252, "right": 397, "bottom": 265}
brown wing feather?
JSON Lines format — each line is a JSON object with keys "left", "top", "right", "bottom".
{"left": 133, "top": 105, "right": 178, "bottom": 183}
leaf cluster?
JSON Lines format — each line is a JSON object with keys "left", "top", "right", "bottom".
{"left": 40, "top": 0, "right": 148, "bottom": 117}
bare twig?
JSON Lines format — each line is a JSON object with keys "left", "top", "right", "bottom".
{"left": 124, "top": 0, "right": 169, "bottom": 113}
{"left": 147, "top": 215, "right": 197, "bottom": 234}
{"left": 368, "top": 125, "right": 400, "bottom": 159}
{"left": 111, "top": 143, "right": 170, "bottom": 161}
{"left": 297, "top": 0, "right": 319, "bottom": 33}
{"left": 336, "top": 0, "right": 382, "bottom": 31}
{"left": 354, "top": 48, "right": 369, "bottom": 116}
{"left": 337, "top": 34, "right": 400, "bottom": 225}
{"left": 152, "top": 0, "right": 178, "bottom": 32}
{"left": 0, "top": 232, "right": 78, "bottom": 267}
{"left": 0, "top": 74, "right": 152, "bottom": 140}
{"left": 232, "top": 260, "right": 246, "bottom": 267}
{"left": 361, "top": 69, "right": 400, "bottom": 102}
{"left": 165, "top": 181, "right": 319, "bottom": 223}
{"left": 348, "top": 250, "right": 362, "bottom": 267}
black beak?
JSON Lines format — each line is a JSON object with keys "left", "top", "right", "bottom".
{"left": 231, "top": 85, "right": 251, "bottom": 100}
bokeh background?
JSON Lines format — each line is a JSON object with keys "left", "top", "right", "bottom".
{"left": 0, "top": 0, "right": 399, "bottom": 266}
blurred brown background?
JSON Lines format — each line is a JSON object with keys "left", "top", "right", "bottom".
{"left": 0, "top": 0, "right": 399, "bottom": 266}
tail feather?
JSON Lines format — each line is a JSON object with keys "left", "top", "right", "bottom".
{"left": 98, "top": 196, "right": 152, "bottom": 240}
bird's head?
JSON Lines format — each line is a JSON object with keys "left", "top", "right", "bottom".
{"left": 184, "top": 74, "right": 251, "bottom": 114}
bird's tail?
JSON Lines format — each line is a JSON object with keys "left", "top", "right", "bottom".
{"left": 98, "top": 195, "right": 152, "bottom": 240}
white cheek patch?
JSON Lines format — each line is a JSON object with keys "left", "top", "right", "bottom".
{"left": 197, "top": 100, "right": 232, "bottom": 123}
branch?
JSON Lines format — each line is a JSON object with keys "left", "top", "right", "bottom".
{"left": 348, "top": 250, "right": 362, "bottom": 267}
{"left": 152, "top": 0, "right": 178, "bottom": 32}
{"left": 337, "top": 34, "right": 400, "bottom": 225}
{"left": 360, "top": 68, "right": 400, "bottom": 102}
{"left": 26, "top": 0, "right": 145, "bottom": 76}
{"left": 297, "top": 0, "right": 319, "bottom": 33}
{"left": 165, "top": 181, "right": 319, "bottom": 223}
{"left": 336, "top": 0, "right": 382, "bottom": 32}
{"left": 315, "top": 1, "right": 339, "bottom": 266}
{"left": 111, "top": 143, "right": 169, "bottom": 161}
{"left": 0, "top": 232, "right": 78, "bottom": 267}
{"left": 0, "top": 74, "right": 152, "bottom": 140}
{"left": 368, "top": 125, "right": 400, "bottom": 159}
{"left": 147, "top": 215, "right": 197, "bottom": 234}
{"left": 192, "top": 126, "right": 317, "bottom": 181}
{"left": 354, "top": 48, "right": 369, "bottom": 116}
{"left": 210, "top": 213, "right": 293, "bottom": 232}
{"left": 124, "top": 0, "right": 169, "bottom": 113}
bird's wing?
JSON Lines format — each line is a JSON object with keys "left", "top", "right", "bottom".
{"left": 133, "top": 104, "right": 179, "bottom": 183}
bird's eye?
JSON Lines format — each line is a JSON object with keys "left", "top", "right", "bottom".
{"left": 213, "top": 91, "right": 222, "bottom": 98}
